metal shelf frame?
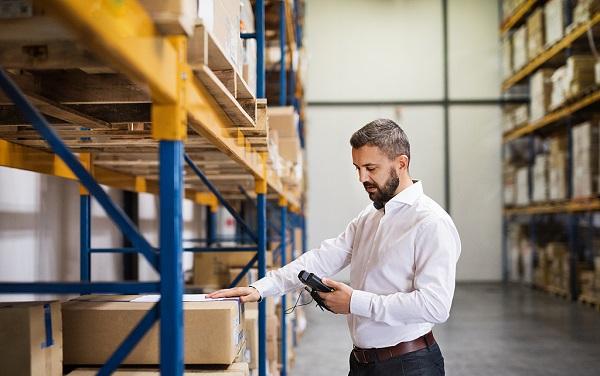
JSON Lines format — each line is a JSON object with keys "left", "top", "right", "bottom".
{"left": 0, "top": 1, "right": 306, "bottom": 376}
{"left": 501, "top": 2, "right": 600, "bottom": 302}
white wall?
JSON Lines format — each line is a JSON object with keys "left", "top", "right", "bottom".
{"left": 305, "top": 0, "right": 502, "bottom": 281}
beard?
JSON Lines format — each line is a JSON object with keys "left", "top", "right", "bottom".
{"left": 363, "top": 168, "right": 400, "bottom": 209}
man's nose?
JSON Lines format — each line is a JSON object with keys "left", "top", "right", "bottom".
{"left": 358, "top": 169, "right": 369, "bottom": 183}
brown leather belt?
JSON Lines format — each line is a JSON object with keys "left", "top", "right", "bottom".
{"left": 352, "top": 331, "right": 436, "bottom": 364}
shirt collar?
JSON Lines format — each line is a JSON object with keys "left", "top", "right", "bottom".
{"left": 379, "top": 180, "right": 423, "bottom": 211}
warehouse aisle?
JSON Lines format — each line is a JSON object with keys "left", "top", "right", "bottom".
{"left": 293, "top": 284, "right": 600, "bottom": 376}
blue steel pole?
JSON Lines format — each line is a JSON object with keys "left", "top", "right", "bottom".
{"left": 256, "top": 0, "right": 265, "bottom": 98}
{"left": 206, "top": 205, "right": 217, "bottom": 246}
{"left": 290, "top": 221, "right": 297, "bottom": 347}
{"left": 279, "top": 199, "right": 288, "bottom": 376}
{"left": 256, "top": 179, "right": 268, "bottom": 376}
{"left": 279, "top": 0, "right": 287, "bottom": 106}
{"left": 159, "top": 141, "right": 184, "bottom": 375}
{"left": 80, "top": 195, "right": 91, "bottom": 283}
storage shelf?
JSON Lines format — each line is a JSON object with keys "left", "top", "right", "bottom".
{"left": 504, "top": 198, "right": 600, "bottom": 215}
{"left": 500, "top": 0, "right": 538, "bottom": 35}
{"left": 503, "top": 88, "right": 600, "bottom": 142}
{"left": 501, "top": 12, "right": 600, "bottom": 91}
{"left": 0, "top": 0, "right": 302, "bottom": 207}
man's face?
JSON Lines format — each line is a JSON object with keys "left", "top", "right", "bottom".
{"left": 352, "top": 145, "right": 401, "bottom": 207}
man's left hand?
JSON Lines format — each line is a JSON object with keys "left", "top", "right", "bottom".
{"left": 318, "top": 278, "right": 353, "bottom": 314}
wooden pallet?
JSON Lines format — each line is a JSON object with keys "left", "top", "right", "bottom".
{"left": 578, "top": 294, "right": 600, "bottom": 311}
{"left": 0, "top": 14, "right": 277, "bottom": 199}
{"left": 544, "top": 285, "right": 571, "bottom": 300}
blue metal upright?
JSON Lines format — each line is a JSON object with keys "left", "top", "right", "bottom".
{"left": 279, "top": 198, "right": 288, "bottom": 376}
{"left": 256, "top": 179, "right": 268, "bottom": 376}
{"left": 80, "top": 194, "right": 91, "bottom": 283}
{"left": 206, "top": 205, "right": 217, "bottom": 246}
{"left": 279, "top": 0, "right": 287, "bottom": 106}
{"left": 159, "top": 141, "right": 185, "bottom": 375}
{"left": 256, "top": 0, "right": 266, "bottom": 98}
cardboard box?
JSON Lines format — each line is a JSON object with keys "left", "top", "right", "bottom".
{"left": 62, "top": 295, "right": 244, "bottom": 365}
{"left": 550, "top": 65, "right": 567, "bottom": 110}
{"left": 197, "top": 0, "right": 242, "bottom": 71}
{"left": 548, "top": 142, "right": 568, "bottom": 201}
{"left": 544, "top": 0, "right": 564, "bottom": 47}
{"left": 527, "top": 7, "right": 545, "bottom": 58}
{"left": 244, "top": 310, "right": 258, "bottom": 370}
{"left": 530, "top": 69, "right": 554, "bottom": 121}
{"left": 0, "top": 301, "right": 62, "bottom": 376}
{"left": 503, "top": 164, "right": 516, "bottom": 205}
{"left": 515, "top": 167, "right": 529, "bottom": 206}
{"left": 140, "top": 0, "right": 198, "bottom": 36}
{"left": 565, "top": 55, "right": 597, "bottom": 98}
{"left": 67, "top": 363, "right": 250, "bottom": 375}
{"left": 532, "top": 154, "right": 548, "bottom": 202}
{"left": 268, "top": 107, "right": 298, "bottom": 138}
{"left": 502, "top": 37, "right": 513, "bottom": 79}
{"left": 193, "top": 252, "right": 273, "bottom": 289}
{"left": 572, "top": 120, "right": 600, "bottom": 198}
{"left": 266, "top": 314, "right": 279, "bottom": 363}
{"left": 572, "top": 0, "right": 600, "bottom": 26}
{"left": 512, "top": 24, "right": 528, "bottom": 70}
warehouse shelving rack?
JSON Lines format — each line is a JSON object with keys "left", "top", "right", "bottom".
{"left": 500, "top": 1, "right": 600, "bottom": 302}
{"left": 0, "top": 0, "right": 306, "bottom": 375}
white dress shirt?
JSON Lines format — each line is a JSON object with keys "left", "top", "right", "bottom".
{"left": 251, "top": 181, "right": 461, "bottom": 348}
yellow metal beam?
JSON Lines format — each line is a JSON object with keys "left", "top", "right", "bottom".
{"left": 503, "top": 89, "right": 600, "bottom": 142}
{"left": 500, "top": 0, "right": 537, "bottom": 35}
{"left": 504, "top": 199, "right": 600, "bottom": 215}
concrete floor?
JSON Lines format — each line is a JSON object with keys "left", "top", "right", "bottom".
{"left": 292, "top": 283, "right": 600, "bottom": 376}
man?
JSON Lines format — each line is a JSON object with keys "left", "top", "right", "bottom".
{"left": 208, "top": 118, "right": 461, "bottom": 376}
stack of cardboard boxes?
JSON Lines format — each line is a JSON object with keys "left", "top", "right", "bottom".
{"left": 572, "top": 119, "right": 600, "bottom": 198}
{"left": 512, "top": 25, "right": 528, "bottom": 71}
{"left": 534, "top": 242, "right": 570, "bottom": 293}
{"left": 527, "top": 7, "right": 545, "bottom": 59}
{"left": 544, "top": 0, "right": 565, "bottom": 47}
{"left": 267, "top": 107, "right": 303, "bottom": 187}
{"left": 503, "top": 104, "right": 529, "bottom": 133}
{"left": 530, "top": 69, "right": 554, "bottom": 121}
{"left": 532, "top": 153, "right": 548, "bottom": 203}
{"left": 548, "top": 136, "right": 568, "bottom": 201}
{"left": 564, "top": 55, "right": 597, "bottom": 98}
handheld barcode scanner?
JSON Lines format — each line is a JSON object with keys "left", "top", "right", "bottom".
{"left": 298, "top": 270, "right": 334, "bottom": 312}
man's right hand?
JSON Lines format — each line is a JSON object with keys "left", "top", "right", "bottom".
{"left": 206, "top": 287, "right": 261, "bottom": 303}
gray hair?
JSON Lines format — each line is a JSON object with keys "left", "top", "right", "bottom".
{"left": 349, "top": 118, "right": 411, "bottom": 161}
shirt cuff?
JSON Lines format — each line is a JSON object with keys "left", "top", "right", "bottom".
{"left": 350, "top": 289, "right": 374, "bottom": 318}
{"left": 249, "top": 277, "right": 277, "bottom": 299}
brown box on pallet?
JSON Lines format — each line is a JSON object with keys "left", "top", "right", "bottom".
{"left": 244, "top": 310, "right": 258, "bottom": 370}
{"left": 544, "top": 0, "right": 565, "bottom": 47}
{"left": 512, "top": 24, "right": 528, "bottom": 70}
{"left": 502, "top": 37, "right": 513, "bottom": 79}
{"left": 140, "top": 0, "right": 198, "bottom": 36}
{"left": 68, "top": 363, "right": 250, "bottom": 376}
{"left": 572, "top": 119, "right": 600, "bottom": 198}
{"left": 193, "top": 252, "right": 273, "bottom": 289}
{"left": 530, "top": 69, "right": 554, "bottom": 121}
{"left": 62, "top": 295, "right": 244, "bottom": 365}
{"left": 0, "top": 301, "right": 62, "bottom": 376}
{"left": 196, "top": 0, "right": 242, "bottom": 70}
{"left": 527, "top": 7, "right": 545, "bottom": 58}
{"left": 565, "top": 55, "right": 597, "bottom": 98}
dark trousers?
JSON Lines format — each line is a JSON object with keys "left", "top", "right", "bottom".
{"left": 348, "top": 342, "right": 445, "bottom": 376}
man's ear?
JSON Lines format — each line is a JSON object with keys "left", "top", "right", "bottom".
{"left": 396, "top": 155, "right": 409, "bottom": 171}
